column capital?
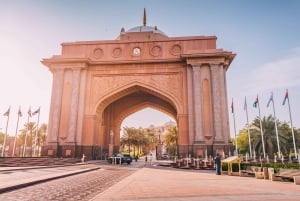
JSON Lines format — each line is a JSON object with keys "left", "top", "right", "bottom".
{"left": 49, "top": 62, "right": 87, "bottom": 72}
{"left": 190, "top": 63, "right": 201, "bottom": 68}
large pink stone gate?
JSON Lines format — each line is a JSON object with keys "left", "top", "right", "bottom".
{"left": 41, "top": 20, "right": 235, "bottom": 159}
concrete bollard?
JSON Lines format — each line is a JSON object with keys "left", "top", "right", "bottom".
{"left": 268, "top": 168, "right": 274, "bottom": 180}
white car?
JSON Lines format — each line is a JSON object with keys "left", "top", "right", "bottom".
{"left": 161, "top": 153, "right": 169, "bottom": 160}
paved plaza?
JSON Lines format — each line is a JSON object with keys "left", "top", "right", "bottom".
{"left": 91, "top": 166, "right": 300, "bottom": 201}
{"left": 0, "top": 161, "right": 299, "bottom": 200}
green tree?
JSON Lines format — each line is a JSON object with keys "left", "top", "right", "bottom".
{"left": 164, "top": 126, "right": 178, "bottom": 158}
{"left": 239, "top": 115, "right": 290, "bottom": 158}
{"left": 236, "top": 128, "right": 250, "bottom": 154}
{"left": 18, "top": 122, "right": 37, "bottom": 156}
{"left": 36, "top": 123, "right": 47, "bottom": 156}
{"left": 120, "top": 127, "right": 138, "bottom": 154}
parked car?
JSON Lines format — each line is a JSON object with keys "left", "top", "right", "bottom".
{"left": 161, "top": 153, "right": 169, "bottom": 160}
{"left": 107, "top": 153, "right": 133, "bottom": 164}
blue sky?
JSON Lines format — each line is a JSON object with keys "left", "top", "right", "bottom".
{"left": 0, "top": 0, "right": 300, "bottom": 137}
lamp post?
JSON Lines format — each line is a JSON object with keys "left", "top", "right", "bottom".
{"left": 110, "top": 130, "right": 113, "bottom": 144}
{"left": 109, "top": 130, "right": 114, "bottom": 157}
{"left": 156, "top": 129, "right": 162, "bottom": 160}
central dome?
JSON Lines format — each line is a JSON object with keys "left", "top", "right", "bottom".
{"left": 127, "top": 25, "right": 167, "bottom": 36}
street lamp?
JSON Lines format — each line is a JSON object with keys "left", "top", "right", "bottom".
{"left": 158, "top": 130, "right": 161, "bottom": 144}
{"left": 110, "top": 130, "right": 114, "bottom": 144}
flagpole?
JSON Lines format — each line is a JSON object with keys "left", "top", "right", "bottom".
{"left": 257, "top": 96, "right": 266, "bottom": 158}
{"left": 33, "top": 108, "right": 40, "bottom": 157}
{"left": 12, "top": 107, "right": 21, "bottom": 157}
{"left": 244, "top": 97, "right": 252, "bottom": 158}
{"left": 1, "top": 108, "right": 10, "bottom": 157}
{"left": 231, "top": 98, "right": 238, "bottom": 155}
{"left": 270, "top": 93, "right": 281, "bottom": 156}
{"left": 286, "top": 90, "right": 297, "bottom": 159}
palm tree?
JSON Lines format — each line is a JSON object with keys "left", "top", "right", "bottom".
{"left": 120, "top": 127, "right": 137, "bottom": 154}
{"left": 36, "top": 123, "right": 47, "bottom": 156}
{"left": 250, "top": 115, "right": 289, "bottom": 158}
{"left": 17, "top": 122, "right": 37, "bottom": 156}
{"left": 282, "top": 122, "right": 300, "bottom": 157}
{"left": 135, "top": 128, "right": 146, "bottom": 156}
{"left": 164, "top": 126, "right": 178, "bottom": 158}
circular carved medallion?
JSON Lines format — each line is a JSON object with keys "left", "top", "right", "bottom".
{"left": 170, "top": 44, "right": 182, "bottom": 56}
{"left": 150, "top": 45, "right": 162, "bottom": 57}
{"left": 112, "top": 48, "right": 122, "bottom": 58}
{"left": 93, "top": 48, "right": 103, "bottom": 59}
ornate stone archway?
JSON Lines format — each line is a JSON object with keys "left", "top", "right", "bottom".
{"left": 41, "top": 20, "right": 235, "bottom": 159}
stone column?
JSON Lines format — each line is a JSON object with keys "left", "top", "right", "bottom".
{"left": 186, "top": 65, "right": 194, "bottom": 144}
{"left": 192, "top": 64, "right": 204, "bottom": 142}
{"left": 67, "top": 69, "right": 81, "bottom": 143}
{"left": 210, "top": 63, "right": 223, "bottom": 142}
{"left": 177, "top": 114, "right": 189, "bottom": 156}
{"left": 76, "top": 70, "right": 87, "bottom": 145}
{"left": 220, "top": 65, "right": 230, "bottom": 143}
{"left": 48, "top": 69, "right": 64, "bottom": 142}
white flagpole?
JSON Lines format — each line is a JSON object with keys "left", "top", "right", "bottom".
{"left": 1, "top": 108, "right": 10, "bottom": 157}
{"left": 257, "top": 96, "right": 266, "bottom": 158}
{"left": 244, "top": 97, "right": 252, "bottom": 158}
{"left": 12, "top": 107, "right": 21, "bottom": 157}
{"left": 270, "top": 93, "right": 281, "bottom": 156}
{"left": 231, "top": 98, "right": 238, "bottom": 155}
{"left": 33, "top": 108, "right": 40, "bottom": 157}
{"left": 286, "top": 90, "right": 297, "bottom": 159}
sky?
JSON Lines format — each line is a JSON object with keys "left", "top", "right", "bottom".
{"left": 0, "top": 0, "right": 300, "bottom": 138}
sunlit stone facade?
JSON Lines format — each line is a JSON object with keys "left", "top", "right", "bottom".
{"left": 41, "top": 22, "right": 235, "bottom": 159}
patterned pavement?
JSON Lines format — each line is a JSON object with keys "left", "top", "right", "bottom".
{"left": 1, "top": 160, "right": 300, "bottom": 201}
{"left": 0, "top": 162, "right": 140, "bottom": 201}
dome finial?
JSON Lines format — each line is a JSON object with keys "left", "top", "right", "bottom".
{"left": 143, "top": 8, "right": 146, "bottom": 26}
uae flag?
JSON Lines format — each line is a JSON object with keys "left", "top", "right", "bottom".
{"left": 253, "top": 96, "right": 259, "bottom": 108}
{"left": 3, "top": 107, "right": 10, "bottom": 116}
{"left": 282, "top": 90, "right": 288, "bottom": 105}
{"left": 266, "top": 93, "right": 273, "bottom": 108}
{"left": 18, "top": 107, "right": 22, "bottom": 117}
{"left": 32, "top": 107, "right": 40, "bottom": 116}
{"left": 28, "top": 107, "right": 32, "bottom": 117}
{"left": 231, "top": 99, "right": 234, "bottom": 113}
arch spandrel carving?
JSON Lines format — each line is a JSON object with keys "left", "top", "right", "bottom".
{"left": 93, "top": 81, "right": 182, "bottom": 115}
{"left": 90, "top": 73, "right": 183, "bottom": 111}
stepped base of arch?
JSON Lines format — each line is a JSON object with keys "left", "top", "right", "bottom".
{"left": 42, "top": 143, "right": 235, "bottom": 160}
{"left": 178, "top": 144, "right": 235, "bottom": 158}
{"left": 41, "top": 144, "right": 109, "bottom": 160}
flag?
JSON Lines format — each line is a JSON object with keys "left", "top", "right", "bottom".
{"left": 3, "top": 107, "right": 10, "bottom": 116}
{"left": 28, "top": 107, "right": 32, "bottom": 117}
{"left": 253, "top": 96, "right": 259, "bottom": 108}
{"left": 32, "top": 107, "right": 40, "bottom": 116}
{"left": 244, "top": 96, "right": 247, "bottom": 110}
{"left": 267, "top": 92, "right": 273, "bottom": 108}
{"left": 231, "top": 99, "right": 234, "bottom": 113}
{"left": 18, "top": 107, "right": 22, "bottom": 117}
{"left": 282, "top": 90, "right": 288, "bottom": 105}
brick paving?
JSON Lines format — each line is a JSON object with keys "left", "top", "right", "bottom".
{"left": 91, "top": 166, "right": 300, "bottom": 201}
{"left": 1, "top": 160, "right": 300, "bottom": 201}
{"left": 0, "top": 165, "right": 136, "bottom": 201}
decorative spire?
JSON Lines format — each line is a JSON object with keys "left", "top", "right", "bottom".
{"left": 143, "top": 8, "right": 146, "bottom": 26}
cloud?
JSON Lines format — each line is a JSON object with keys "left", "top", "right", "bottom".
{"left": 242, "top": 48, "right": 300, "bottom": 95}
